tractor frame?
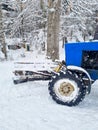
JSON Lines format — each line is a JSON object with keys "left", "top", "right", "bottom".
{"left": 48, "top": 41, "right": 98, "bottom": 106}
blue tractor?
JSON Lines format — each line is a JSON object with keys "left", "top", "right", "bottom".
{"left": 48, "top": 41, "right": 98, "bottom": 106}
{"left": 13, "top": 40, "right": 98, "bottom": 106}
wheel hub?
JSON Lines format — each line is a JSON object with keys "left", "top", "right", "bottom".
{"left": 58, "top": 82, "right": 74, "bottom": 96}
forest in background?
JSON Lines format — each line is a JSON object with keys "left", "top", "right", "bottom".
{"left": 0, "top": 0, "right": 98, "bottom": 60}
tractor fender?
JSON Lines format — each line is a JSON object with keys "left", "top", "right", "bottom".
{"left": 67, "top": 65, "right": 92, "bottom": 94}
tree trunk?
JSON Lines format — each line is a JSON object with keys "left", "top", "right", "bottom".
{"left": 0, "top": 7, "right": 7, "bottom": 59}
{"left": 47, "top": 0, "right": 61, "bottom": 61}
{"left": 40, "top": 0, "right": 44, "bottom": 9}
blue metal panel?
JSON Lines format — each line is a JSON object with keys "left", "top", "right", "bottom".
{"left": 65, "top": 41, "right": 98, "bottom": 66}
{"left": 87, "top": 69, "right": 98, "bottom": 80}
{"left": 65, "top": 41, "right": 98, "bottom": 80}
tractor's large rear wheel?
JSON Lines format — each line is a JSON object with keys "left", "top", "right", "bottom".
{"left": 48, "top": 71, "right": 86, "bottom": 106}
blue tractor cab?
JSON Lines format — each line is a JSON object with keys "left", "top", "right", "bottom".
{"left": 65, "top": 41, "right": 98, "bottom": 80}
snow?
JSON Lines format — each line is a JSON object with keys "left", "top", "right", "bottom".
{"left": 67, "top": 65, "right": 92, "bottom": 80}
{"left": 1, "top": 0, "right": 98, "bottom": 128}
{"left": 0, "top": 49, "right": 98, "bottom": 130}
{"left": 5, "top": 38, "right": 21, "bottom": 45}
{"left": 49, "top": 8, "right": 55, "bottom": 13}
{"left": 0, "top": 51, "right": 5, "bottom": 60}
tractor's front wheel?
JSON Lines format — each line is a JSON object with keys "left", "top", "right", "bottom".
{"left": 48, "top": 71, "right": 86, "bottom": 106}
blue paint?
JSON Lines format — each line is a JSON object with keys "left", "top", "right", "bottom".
{"left": 87, "top": 69, "right": 98, "bottom": 80}
{"left": 65, "top": 41, "right": 98, "bottom": 80}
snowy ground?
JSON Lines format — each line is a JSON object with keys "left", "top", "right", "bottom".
{"left": 0, "top": 49, "right": 98, "bottom": 130}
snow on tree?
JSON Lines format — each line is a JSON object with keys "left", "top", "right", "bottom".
{"left": 61, "top": 0, "right": 98, "bottom": 42}
{"left": 10, "top": 0, "right": 47, "bottom": 37}
{"left": 3, "top": 0, "right": 98, "bottom": 42}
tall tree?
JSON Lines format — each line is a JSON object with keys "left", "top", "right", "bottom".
{"left": 0, "top": 5, "right": 7, "bottom": 59}
{"left": 47, "top": 0, "right": 61, "bottom": 61}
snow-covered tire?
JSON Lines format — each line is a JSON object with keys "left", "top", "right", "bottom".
{"left": 48, "top": 71, "right": 86, "bottom": 106}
